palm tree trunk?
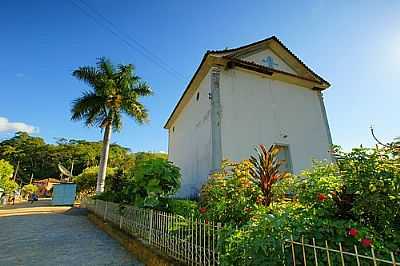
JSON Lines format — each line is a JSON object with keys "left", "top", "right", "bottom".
{"left": 13, "top": 160, "right": 20, "bottom": 181}
{"left": 96, "top": 123, "right": 112, "bottom": 193}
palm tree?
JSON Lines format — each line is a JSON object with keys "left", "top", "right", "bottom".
{"left": 71, "top": 57, "right": 152, "bottom": 193}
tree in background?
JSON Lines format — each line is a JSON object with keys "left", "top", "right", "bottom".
{"left": 73, "top": 166, "right": 116, "bottom": 197}
{"left": 22, "top": 184, "right": 38, "bottom": 197}
{"left": 0, "top": 159, "right": 19, "bottom": 195}
{"left": 0, "top": 133, "right": 136, "bottom": 184}
{"left": 71, "top": 57, "right": 152, "bottom": 193}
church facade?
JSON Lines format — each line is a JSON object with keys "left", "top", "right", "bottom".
{"left": 165, "top": 36, "right": 333, "bottom": 197}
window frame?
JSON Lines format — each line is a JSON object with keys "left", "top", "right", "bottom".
{"left": 274, "top": 143, "right": 293, "bottom": 174}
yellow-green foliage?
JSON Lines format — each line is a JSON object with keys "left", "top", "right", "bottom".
{"left": 0, "top": 159, "right": 18, "bottom": 194}
{"left": 22, "top": 184, "right": 38, "bottom": 194}
{"left": 199, "top": 160, "right": 262, "bottom": 225}
{"left": 73, "top": 166, "right": 116, "bottom": 193}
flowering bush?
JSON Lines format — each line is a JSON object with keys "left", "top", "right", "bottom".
{"left": 219, "top": 144, "right": 400, "bottom": 264}
{"left": 199, "top": 160, "right": 262, "bottom": 225}
{"left": 335, "top": 146, "right": 400, "bottom": 249}
{"left": 220, "top": 203, "right": 386, "bottom": 266}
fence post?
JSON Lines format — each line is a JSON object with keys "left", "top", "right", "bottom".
{"left": 148, "top": 209, "right": 154, "bottom": 245}
{"left": 119, "top": 214, "right": 123, "bottom": 229}
{"left": 217, "top": 222, "right": 222, "bottom": 265}
{"left": 104, "top": 201, "right": 108, "bottom": 221}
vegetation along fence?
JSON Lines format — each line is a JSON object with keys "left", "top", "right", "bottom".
{"left": 285, "top": 236, "right": 399, "bottom": 266}
{"left": 82, "top": 199, "right": 221, "bottom": 266}
{"left": 83, "top": 199, "right": 399, "bottom": 266}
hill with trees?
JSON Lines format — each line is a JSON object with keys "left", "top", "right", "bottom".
{"left": 0, "top": 132, "right": 166, "bottom": 186}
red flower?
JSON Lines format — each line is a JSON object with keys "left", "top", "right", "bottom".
{"left": 361, "top": 238, "right": 373, "bottom": 248}
{"left": 318, "top": 193, "right": 328, "bottom": 202}
{"left": 199, "top": 207, "right": 207, "bottom": 214}
{"left": 205, "top": 220, "right": 209, "bottom": 224}
{"left": 348, "top": 228, "right": 358, "bottom": 237}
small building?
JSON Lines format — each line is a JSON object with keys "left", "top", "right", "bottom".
{"left": 165, "top": 36, "right": 333, "bottom": 197}
{"left": 52, "top": 183, "right": 77, "bottom": 206}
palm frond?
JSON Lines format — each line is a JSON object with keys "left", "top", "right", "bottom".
{"left": 111, "top": 111, "right": 123, "bottom": 131}
{"left": 71, "top": 91, "right": 106, "bottom": 127}
{"left": 122, "top": 101, "right": 149, "bottom": 124}
{"left": 133, "top": 82, "right": 153, "bottom": 96}
{"left": 72, "top": 58, "right": 152, "bottom": 131}
{"left": 97, "top": 57, "right": 114, "bottom": 79}
{"left": 72, "top": 67, "right": 99, "bottom": 88}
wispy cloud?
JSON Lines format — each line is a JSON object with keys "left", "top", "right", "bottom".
{"left": 0, "top": 117, "right": 37, "bottom": 134}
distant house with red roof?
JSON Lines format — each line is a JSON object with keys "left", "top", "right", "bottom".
{"left": 33, "top": 178, "right": 61, "bottom": 197}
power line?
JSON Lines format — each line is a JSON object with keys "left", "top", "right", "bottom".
{"left": 70, "top": 0, "right": 186, "bottom": 82}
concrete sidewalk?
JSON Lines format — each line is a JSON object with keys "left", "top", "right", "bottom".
{"left": 0, "top": 202, "right": 142, "bottom": 266}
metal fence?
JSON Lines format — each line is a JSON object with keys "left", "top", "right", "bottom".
{"left": 285, "top": 236, "right": 400, "bottom": 266}
{"left": 83, "top": 199, "right": 399, "bottom": 266}
{"left": 82, "top": 199, "right": 221, "bottom": 266}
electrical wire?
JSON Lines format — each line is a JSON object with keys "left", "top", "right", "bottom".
{"left": 70, "top": 0, "right": 186, "bottom": 82}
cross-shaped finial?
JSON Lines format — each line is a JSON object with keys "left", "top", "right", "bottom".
{"left": 262, "top": 56, "right": 278, "bottom": 69}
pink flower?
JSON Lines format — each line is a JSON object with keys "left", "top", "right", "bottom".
{"left": 361, "top": 238, "right": 373, "bottom": 248}
{"left": 347, "top": 228, "right": 358, "bottom": 237}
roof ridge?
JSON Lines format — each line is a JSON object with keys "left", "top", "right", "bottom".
{"left": 208, "top": 36, "right": 278, "bottom": 54}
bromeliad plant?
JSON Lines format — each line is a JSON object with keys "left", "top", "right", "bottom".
{"left": 249, "top": 144, "right": 291, "bottom": 206}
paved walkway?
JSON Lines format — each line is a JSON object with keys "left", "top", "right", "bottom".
{"left": 0, "top": 202, "right": 142, "bottom": 266}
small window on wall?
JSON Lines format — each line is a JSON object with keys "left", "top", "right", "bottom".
{"left": 172, "top": 126, "right": 175, "bottom": 133}
{"left": 196, "top": 92, "right": 200, "bottom": 101}
{"left": 276, "top": 144, "right": 293, "bottom": 173}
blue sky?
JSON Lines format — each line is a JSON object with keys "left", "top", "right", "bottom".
{"left": 1, "top": 0, "right": 399, "bottom": 152}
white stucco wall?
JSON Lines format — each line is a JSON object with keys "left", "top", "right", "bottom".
{"left": 240, "top": 49, "right": 297, "bottom": 74}
{"left": 168, "top": 71, "right": 212, "bottom": 198}
{"left": 219, "top": 69, "right": 332, "bottom": 174}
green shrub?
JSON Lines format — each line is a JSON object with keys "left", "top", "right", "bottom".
{"left": 124, "top": 158, "right": 181, "bottom": 208}
{"left": 200, "top": 160, "right": 262, "bottom": 225}
{"left": 220, "top": 204, "right": 387, "bottom": 266}
{"left": 335, "top": 147, "right": 400, "bottom": 250}
{"left": 73, "top": 166, "right": 116, "bottom": 195}
{"left": 220, "top": 145, "right": 400, "bottom": 264}
{"left": 166, "top": 199, "right": 200, "bottom": 218}
{"left": 294, "top": 162, "right": 344, "bottom": 216}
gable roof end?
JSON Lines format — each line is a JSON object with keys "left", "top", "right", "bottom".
{"left": 164, "top": 36, "right": 330, "bottom": 129}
